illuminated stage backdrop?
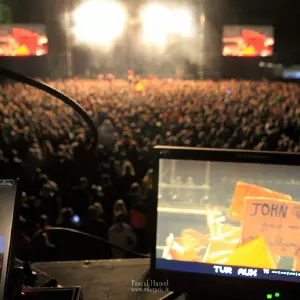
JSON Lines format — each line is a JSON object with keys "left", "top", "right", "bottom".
{"left": 222, "top": 25, "right": 274, "bottom": 57}
{"left": 0, "top": 24, "right": 48, "bottom": 57}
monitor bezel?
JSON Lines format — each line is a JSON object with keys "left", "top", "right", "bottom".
{"left": 22, "top": 287, "right": 81, "bottom": 300}
{"left": 150, "top": 146, "right": 300, "bottom": 296}
{"left": 0, "top": 178, "right": 21, "bottom": 300}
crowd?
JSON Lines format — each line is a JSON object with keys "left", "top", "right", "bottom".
{"left": 1, "top": 78, "right": 300, "bottom": 260}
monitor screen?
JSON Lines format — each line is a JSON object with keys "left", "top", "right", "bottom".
{"left": 222, "top": 25, "right": 274, "bottom": 57}
{"left": 0, "top": 24, "right": 48, "bottom": 56}
{"left": 156, "top": 159, "right": 300, "bottom": 283}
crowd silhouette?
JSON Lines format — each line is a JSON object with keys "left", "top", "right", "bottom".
{"left": 1, "top": 78, "right": 300, "bottom": 260}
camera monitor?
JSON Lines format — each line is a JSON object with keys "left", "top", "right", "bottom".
{"left": 151, "top": 147, "right": 300, "bottom": 298}
{"left": 0, "top": 179, "right": 20, "bottom": 300}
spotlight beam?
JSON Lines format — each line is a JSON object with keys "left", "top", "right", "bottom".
{"left": 140, "top": 4, "right": 195, "bottom": 47}
{"left": 72, "top": 1, "right": 127, "bottom": 46}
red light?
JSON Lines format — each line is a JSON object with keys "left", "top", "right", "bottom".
{"left": 128, "top": 69, "right": 134, "bottom": 76}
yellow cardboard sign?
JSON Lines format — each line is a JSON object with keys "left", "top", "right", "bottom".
{"left": 226, "top": 237, "right": 276, "bottom": 269}
{"left": 228, "top": 182, "right": 292, "bottom": 222}
{"left": 242, "top": 197, "right": 300, "bottom": 257}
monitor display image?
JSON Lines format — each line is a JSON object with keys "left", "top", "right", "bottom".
{"left": 222, "top": 26, "right": 274, "bottom": 57}
{"left": 0, "top": 24, "right": 48, "bottom": 57}
{"left": 156, "top": 159, "right": 300, "bottom": 283}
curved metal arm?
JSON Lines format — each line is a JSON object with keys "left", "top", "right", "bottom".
{"left": 42, "top": 227, "right": 148, "bottom": 259}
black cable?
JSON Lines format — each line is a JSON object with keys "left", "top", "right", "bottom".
{"left": 41, "top": 227, "right": 148, "bottom": 259}
{"left": 0, "top": 68, "right": 98, "bottom": 154}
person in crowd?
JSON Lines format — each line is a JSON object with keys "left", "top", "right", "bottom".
{"left": 127, "top": 182, "right": 142, "bottom": 207}
{"left": 113, "top": 199, "right": 128, "bottom": 221}
{"left": 80, "top": 203, "right": 108, "bottom": 239}
{"left": 32, "top": 214, "right": 55, "bottom": 256}
{"left": 90, "top": 185, "right": 105, "bottom": 204}
{"left": 108, "top": 213, "right": 137, "bottom": 259}
{"left": 1, "top": 78, "right": 300, "bottom": 260}
{"left": 57, "top": 207, "right": 79, "bottom": 229}
{"left": 120, "top": 161, "right": 136, "bottom": 195}
{"left": 38, "top": 183, "right": 61, "bottom": 226}
{"left": 18, "top": 216, "right": 33, "bottom": 261}
{"left": 36, "top": 214, "right": 52, "bottom": 234}
{"left": 20, "top": 193, "right": 41, "bottom": 237}
{"left": 141, "top": 169, "right": 153, "bottom": 198}
{"left": 70, "top": 177, "right": 91, "bottom": 218}
{"left": 0, "top": 150, "right": 9, "bottom": 177}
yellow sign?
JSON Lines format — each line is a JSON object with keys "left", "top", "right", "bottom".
{"left": 134, "top": 82, "right": 144, "bottom": 92}
{"left": 13, "top": 45, "right": 30, "bottom": 56}
{"left": 228, "top": 182, "right": 292, "bottom": 222}
{"left": 226, "top": 237, "right": 276, "bottom": 269}
{"left": 242, "top": 197, "right": 300, "bottom": 257}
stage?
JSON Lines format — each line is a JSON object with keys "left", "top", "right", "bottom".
{"left": 32, "top": 259, "right": 183, "bottom": 300}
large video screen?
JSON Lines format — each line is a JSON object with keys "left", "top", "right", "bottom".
{"left": 222, "top": 26, "right": 274, "bottom": 57}
{"left": 156, "top": 159, "right": 300, "bottom": 283}
{"left": 0, "top": 24, "right": 48, "bottom": 57}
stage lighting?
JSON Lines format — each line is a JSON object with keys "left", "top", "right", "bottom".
{"left": 141, "top": 4, "right": 195, "bottom": 46}
{"left": 170, "top": 9, "right": 194, "bottom": 37}
{"left": 140, "top": 4, "right": 170, "bottom": 47}
{"left": 72, "top": 1, "right": 126, "bottom": 46}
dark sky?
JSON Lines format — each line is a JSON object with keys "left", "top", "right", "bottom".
{"left": 9, "top": 0, "right": 300, "bottom": 22}
{"left": 206, "top": 0, "right": 300, "bottom": 24}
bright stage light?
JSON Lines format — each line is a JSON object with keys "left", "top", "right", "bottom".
{"left": 140, "top": 4, "right": 170, "bottom": 47}
{"left": 72, "top": 1, "right": 126, "bottom": 46}
{"left": 170, "top": 9, "right": 194, "bottom": 37}
{"left": 141, "top": 4, "right": 195, "bottom": 46}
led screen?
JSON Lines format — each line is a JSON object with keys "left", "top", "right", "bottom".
{"left": 0, "top": 24, "right": 48, "bottom": 57}
{"left": 222, "top": 26, "right": 274, "bottom": 57}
